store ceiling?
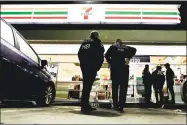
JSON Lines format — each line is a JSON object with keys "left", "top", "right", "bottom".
{"left": 74, "top": 63, "right": 110, "bottom": 68}
{"left": 17, "top": 30, "right": 186, "bottom": 44}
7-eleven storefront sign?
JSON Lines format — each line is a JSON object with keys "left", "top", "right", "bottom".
{"left": 1, "top": 4, "right": 181, "bottom": 24}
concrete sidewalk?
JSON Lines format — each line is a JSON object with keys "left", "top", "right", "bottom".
{"left": 52, "top": 98, "right": 187, "bottom": 110}
{"left": 1, "top": 106, "right": 186, "bottom": 124}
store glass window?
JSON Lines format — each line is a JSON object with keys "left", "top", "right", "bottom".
{"left": 0, "top": 20, "right": 15, "bottom": 46}
{"left": 15, "top": 32, "right": 39, "bottom": 64}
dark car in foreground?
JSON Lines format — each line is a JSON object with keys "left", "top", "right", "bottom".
{"left": 0, "top": 18, "right": 56, "bottom": 106}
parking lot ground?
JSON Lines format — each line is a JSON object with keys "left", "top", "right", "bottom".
{"left": 52, "top": 98, "right": 186, "bottom": 109}
{"left": 1, "top": 105, "right": 186, "bottom": 124}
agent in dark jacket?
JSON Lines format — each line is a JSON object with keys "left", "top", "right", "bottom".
{"left": 78, "top": 31, "right": 105, "bottom": 114}
{"left": 152, "top": 66, "right": 165, "bottom": 104}
{"left": 164, "top": 63, "right": 175, "bottom": 104}
{"left": 142, "top": 64, "right": 153, "bottom": 103}
{"left": 105, "top": 39, "right": 137, "bottom": 112}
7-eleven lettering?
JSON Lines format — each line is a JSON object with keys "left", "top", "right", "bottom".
{"left": 84, "top": 7, "right": 92, "bottom": 20}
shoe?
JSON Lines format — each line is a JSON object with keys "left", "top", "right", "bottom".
{"left": 149, "top": 101, "right": 153, "bottom": 104}
{"left": 81, "top": 105, "right": 97, "bottom": 114}
{"left": 81, "top": 108, "right": 91, "bottom": 114}
{"left": 113, "top": 102, "right": 119, "bottom": 109}
{"left": 113, "top": 107, "right": 119, "bottom": 111}
{"left": 116, "top": 108, "right": 124, "bottom": 113}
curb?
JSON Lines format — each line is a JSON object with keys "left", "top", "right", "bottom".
{"left": 52, "top": 100, "right": 186, "bottom": 109}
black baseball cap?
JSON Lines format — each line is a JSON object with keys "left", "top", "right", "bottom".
{"left": 90, "top": 31, "right": 99, "bottom": 39}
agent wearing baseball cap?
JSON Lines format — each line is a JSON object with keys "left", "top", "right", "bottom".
{"left": 78, "top": 31, "right": 105, "bottom": 114}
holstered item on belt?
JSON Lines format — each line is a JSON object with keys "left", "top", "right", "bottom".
{"left": 125, "top": 58, "right": 130, "bottom": 65}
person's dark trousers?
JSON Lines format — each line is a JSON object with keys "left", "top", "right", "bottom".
{"left": 154, "top": 86, "right": 163, "bottom": 103}
{"left": 80, "top": 68, "right": 97, "bottom": 109}
{"left": 158, "top": 86, "right": 163, "bottom": 103}
{"left": 111, "top": 66, "right": 129, "bottom": 109}
{"left": 144, "top": 84, "right": 152, "bottom": 103}
{"left": 154, "top": 85, "right": 163, "bottom": 103}
{"left": 167, "top": 81, "right": 175, "bottom": 103}
{"left": 68, "top": 91, "right": 73, "bottom": 99}
{"left": 154, "top": 87, "right": 159, "bottom": 103}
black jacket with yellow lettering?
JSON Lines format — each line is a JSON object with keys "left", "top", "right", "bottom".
{"left": 78, "top": 38, "right": 105, "bottom": 71}
{"left": 105, "top": 43, "right": 137, "bottom": 68}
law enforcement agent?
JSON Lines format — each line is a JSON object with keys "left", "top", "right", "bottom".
{"left": 105, "top": 39, "right": 137, "bottom": 112}
{"left": 142, "top": 64, "right": 153, "bottom": 103}
{"left": 78, "top": 31, "right": 105, "bottom": 114}
{"left": 164, "top": 63, "right": 175, "bottom": 104}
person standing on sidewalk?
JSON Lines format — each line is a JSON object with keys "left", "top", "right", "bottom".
{"left": 164, "top": 63, "right": 175, "bottom": 104}
{"left": 152, "top": 66, "right": 165, "bottom": 104}
{"left": 142, "top": 64, "right": 153, "bottom": 103}
{"left": 78, "top": 31, "right": 105, "bottom": 114}
{"left": 105, "top": 39, "right": 137, "bottom": 113}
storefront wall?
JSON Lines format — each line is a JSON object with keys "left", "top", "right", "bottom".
{"left": 40, "top": 54, "right": 186, "bottom": 99}
{"left": 37, "top": 45, "right": 186, "bottom": 101}
{"left": 40, "top": 54, "right": 186, "bottom": 82}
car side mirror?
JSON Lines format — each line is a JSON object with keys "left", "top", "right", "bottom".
{"left": 41, "top": 60, "right": 48, "bottom": 68}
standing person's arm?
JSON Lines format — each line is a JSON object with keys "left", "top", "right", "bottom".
{"left": 78, "top": 42, "right": 84, "bottom": 67}
{"left": 163, "top": 74, "right": 166, "bottom": 85}
{"left": 105, "top": 46, "right": 112, "bottom": 65}
{"left": 152, "top": 71, "right": 156, "bottom": 84}
{"left": 171, "top": 69, "right": 175, "bottom": 79}
{"left": 142, "top": 71, "right": 145, "bottom": 84}
{"left": 125, "top": 46, "right": 137, "bottom": 58}
{"left": 97, "top": 44, "right": 105, "bottom": 71}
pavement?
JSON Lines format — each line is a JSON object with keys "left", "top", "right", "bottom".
{"left": 1, "top": 105, "right": 186, "bottom": 124}
{"left": 0, "top": 100, "right": 186, "bottom": 124}
{"left": 52, "top": 98, "right": 187, "bottom": 109}
{"left": 1, "top": 98, "right": 186, "bottom": 110}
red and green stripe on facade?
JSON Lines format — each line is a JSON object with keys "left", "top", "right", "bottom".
{"left": 105, "top": 8, "right": 180, "bottom": 20}
{"left": 1, "top": 8, "right": 68, "bottom": 19}
{"left": 1, "top": 7, "right": 180, "bottom": 21}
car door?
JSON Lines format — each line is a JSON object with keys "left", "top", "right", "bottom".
{"left": 0, "top": 19, "right": 22, "bottom": 98}
{"left": 14, "top": 31, "right": 46, "bottom": 96}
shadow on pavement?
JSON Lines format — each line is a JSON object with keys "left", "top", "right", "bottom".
{"left": 123, "top": 108, "right": 175, "bottom": 116}
{"left": 0, "top": 101, "right": 38, "bottom": 108}
{"left": 69, "top": 109, "right": 121, "bottom": 117}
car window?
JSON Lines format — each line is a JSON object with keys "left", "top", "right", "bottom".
{"left": 0, "top": 20, "right": 15, "bottom": 46}
{"left": 15, "top": 32, "right": 39, "bottom": 64}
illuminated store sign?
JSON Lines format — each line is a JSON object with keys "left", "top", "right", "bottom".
{"left": 131, "top": 56, "right": 150, "bottom": 63}
{"left": 1, "top": 4, "right": 180, "bottom": 24}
